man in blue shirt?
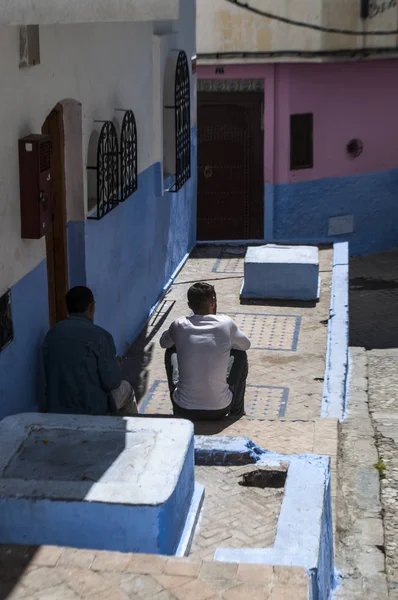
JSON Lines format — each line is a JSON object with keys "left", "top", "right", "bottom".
{"left": 43, "top": 286, "right": 137, "bottom": 416}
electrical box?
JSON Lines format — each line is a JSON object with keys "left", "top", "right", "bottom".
{"left": 18, "top": 134, "right": 52, "bottom": 239}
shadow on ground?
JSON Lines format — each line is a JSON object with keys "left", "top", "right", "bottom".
{"left": 121, "top": 297, "right": 175, "bottom": 402}
{"left": 350, "top": 250, "right": 398, "bottom": 350}
{"left": 0, "top": 545, "right": 39, "bottom": 600}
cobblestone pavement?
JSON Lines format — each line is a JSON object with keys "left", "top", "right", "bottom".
{"left": 348, "top": 249, "right": 398, "bottom": 598}
{"left": 0, "top": 545, "right": 309, "bottom": 600}
{"left": 126, "top": 245, "right": 332, "bottom": 420}
{"left": 368, "top": 349, "right": 398, "bottom": 599}
{"left": 191, "top": 464, "right": 284, "bottom": 561}
{"left": 334, "top": 348, "right": 388, "bottom": 600}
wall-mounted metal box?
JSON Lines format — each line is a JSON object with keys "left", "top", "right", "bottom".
{"left": 18, "top": 134, "right": 52, "bottom": 239}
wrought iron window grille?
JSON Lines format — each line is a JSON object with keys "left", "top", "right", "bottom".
{"left": 118, "top": 109, "right": 138, "bottom": 202}
{"left": 87, "top": 120, "right": 119, "bottom": 220}
{"left": 0, "top": 290, "right": 13, "bottom": 353}
{"left": 167, "top": 50, "right": 191, "bottom": 193}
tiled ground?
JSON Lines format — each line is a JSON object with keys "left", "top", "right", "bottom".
{"left": 130, "top": 245, "right": 332, "bottom": 420}
{"left": 191, "top": 464, "right": 284, "bottom": 561}
{"left": 0, "top": 546, "right": 310, "bottom": 599}
{"left": 225, "top": 313, "right": 301, "bottom": 351}
{"left": 140, "top": 380, "right": 289, "bottom": 418}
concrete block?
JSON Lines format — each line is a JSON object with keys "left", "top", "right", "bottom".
{"left": 0, "top": 414, "right": 197, "bottom": 555}
{"left": 241, "top": 245, "right": 319, "bottom": 301}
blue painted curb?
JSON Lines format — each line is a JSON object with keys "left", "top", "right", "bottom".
{"left": 321, "top": 242, "right": 349, "bottom": 419}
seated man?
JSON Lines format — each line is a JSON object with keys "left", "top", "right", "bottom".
{"left": 43, "top": 286, "right": 137, "bottom": 416}
{"left": 160, "top": 282, "right": 250, "bottom": 421}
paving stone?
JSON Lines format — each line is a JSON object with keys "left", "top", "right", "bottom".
{"left": 18, "top": 567, "right": 68, "bottom": 592}
{"left": 172, "top": 578, "right": 216, "bottom": 600}
{"left": 154, "top": 591, "right": 179, "bottom": 600}
{"left": 269, "top": 584, "right": 308, "bottom": 600}
{"left": 164, "top": 558, "right": 201, "bottom": 577}
{"left": 29, "top": 546, "right": 63, "bottom": 567}
{"left": 58, "top": 548, "right": 96, "bottom": 569}
{"left": 90, "top": 588, "right": 129, "bottom": 600}
{"left": 91, "top": 551, "right": 131, "bottom": 572}
{"left": 272, "top": 566, "right": 308, "bottom": 586}
{"left": 65, "top": 568, "right": 115, "bottom": 597}
{"left": 205, "top": 578, "right": 242, "bottom": 594}
{"left": 125, "top": 553, "right": 167, "bottom": 574}
{"left": 119, "top": 573, "right": 164, "bottom": 598}
{"left": 154, "top": 574, "right": 193, "bottom": 589}
{"left": 236, "top": 564, "right": 274, "bottom": 584}
{"left": 199, "top": 561, "right": 238, "bottom": 581}
{"left": 29, "top": 583, "right": 82, "bottom": 600}
{"left": 221, "top": 582, "right": 269, "bottom": 600}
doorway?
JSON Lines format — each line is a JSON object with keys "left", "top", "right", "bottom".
{"left": 42, "top": 104, "right": 69, "bottom": 327}
{"left": 197, "top": 92, "right": 264, "bottom": 241}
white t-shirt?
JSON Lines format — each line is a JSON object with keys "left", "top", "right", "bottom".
{"left": 159, "top": 314, "right": 251, "bottom": 411}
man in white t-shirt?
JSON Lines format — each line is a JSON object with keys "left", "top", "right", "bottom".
{"left": 159, "top": 282, "right": 251, "bottom": 421}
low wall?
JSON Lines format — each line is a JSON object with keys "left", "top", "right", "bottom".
{"left": 322, "top": 242, "right": 349, "bottom": 420}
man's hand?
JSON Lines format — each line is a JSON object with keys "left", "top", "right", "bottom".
{"left": 116, "top": 356, "right": 124, "bottom": 367}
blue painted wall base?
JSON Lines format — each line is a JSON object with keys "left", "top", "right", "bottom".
{"left": 267, "top": 168, "right": 398, "bottom": 255}
{"left": 0, "top": 261, "right": 49, "bottom": 419}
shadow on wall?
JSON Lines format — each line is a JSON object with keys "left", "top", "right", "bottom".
{"left": 350, "top": 250, "right": 398, "bottom": 349}
{"left": 121, "top": 296, "right": 176, "bottom": 403}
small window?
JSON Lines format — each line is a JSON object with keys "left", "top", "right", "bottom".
{"left": 0, "top": 290, "right": 13, "bottom": 353}
{"left": 290, "top": 113, "right": 313, "bottom": 170}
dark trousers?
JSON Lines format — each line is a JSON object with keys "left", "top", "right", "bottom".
{"left": 164, "top": 348, "right": 248, "bottom": 421}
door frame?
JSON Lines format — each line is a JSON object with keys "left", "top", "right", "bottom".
{"left": 42, "top": 104, "right": 69, "bottom": 327}
{"left": 197, "top": 91, "right": 264, "bottom": 240}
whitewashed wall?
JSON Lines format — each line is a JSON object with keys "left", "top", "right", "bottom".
{"left": 197, "top": 0, "right": 398, "bottom": 58}
{"left": 0, "top": 0, "right": 196, "bottom": 296}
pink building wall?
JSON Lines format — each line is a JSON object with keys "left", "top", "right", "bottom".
{"left": 198, "top": 59, "right": 398, "bottom": 185}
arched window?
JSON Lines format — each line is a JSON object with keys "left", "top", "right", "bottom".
{"left": 120, "top": 110, "right": 138, "bottom": 201}
{"left": 174, "top": 51, "right": 191, "bottom": 191}
{"left": 163, "top": 50, "right": 191, "bottom": 192}
{"left": 87, "top": 121, "right": 119, "bottom": 220}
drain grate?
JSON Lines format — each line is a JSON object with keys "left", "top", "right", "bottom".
{"left": 239, "top": 469, "right": 287, "bottom": 489}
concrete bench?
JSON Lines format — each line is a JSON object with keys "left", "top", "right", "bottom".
{"left": 0, "top": 414, "right": 202, "bottom": 555}
{"left": 241, "top": 245, "right": 320, "bottom": 301}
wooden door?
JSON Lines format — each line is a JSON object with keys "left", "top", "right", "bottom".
{"left": 42, "top": 105, "right": 69, "bottom": 326}
{"left": 197, "top": 92, "right": 264, "bottom": 241}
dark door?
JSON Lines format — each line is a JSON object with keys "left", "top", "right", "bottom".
{"left": 42, "top": 104, "right": 69, "bottom": 327}
{"left": 197, "top": 92, "right": 264, "bottom": 241}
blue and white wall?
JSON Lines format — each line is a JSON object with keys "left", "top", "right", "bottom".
{"left": 0, "top": 3, "right": 197, "bottom": 419}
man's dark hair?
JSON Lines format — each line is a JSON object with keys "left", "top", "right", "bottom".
{"left": 66, "top": 286, "right": 94, "bottom": 314}
{"left": 187, "top": 282, "right": 216, "bottom": 313}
